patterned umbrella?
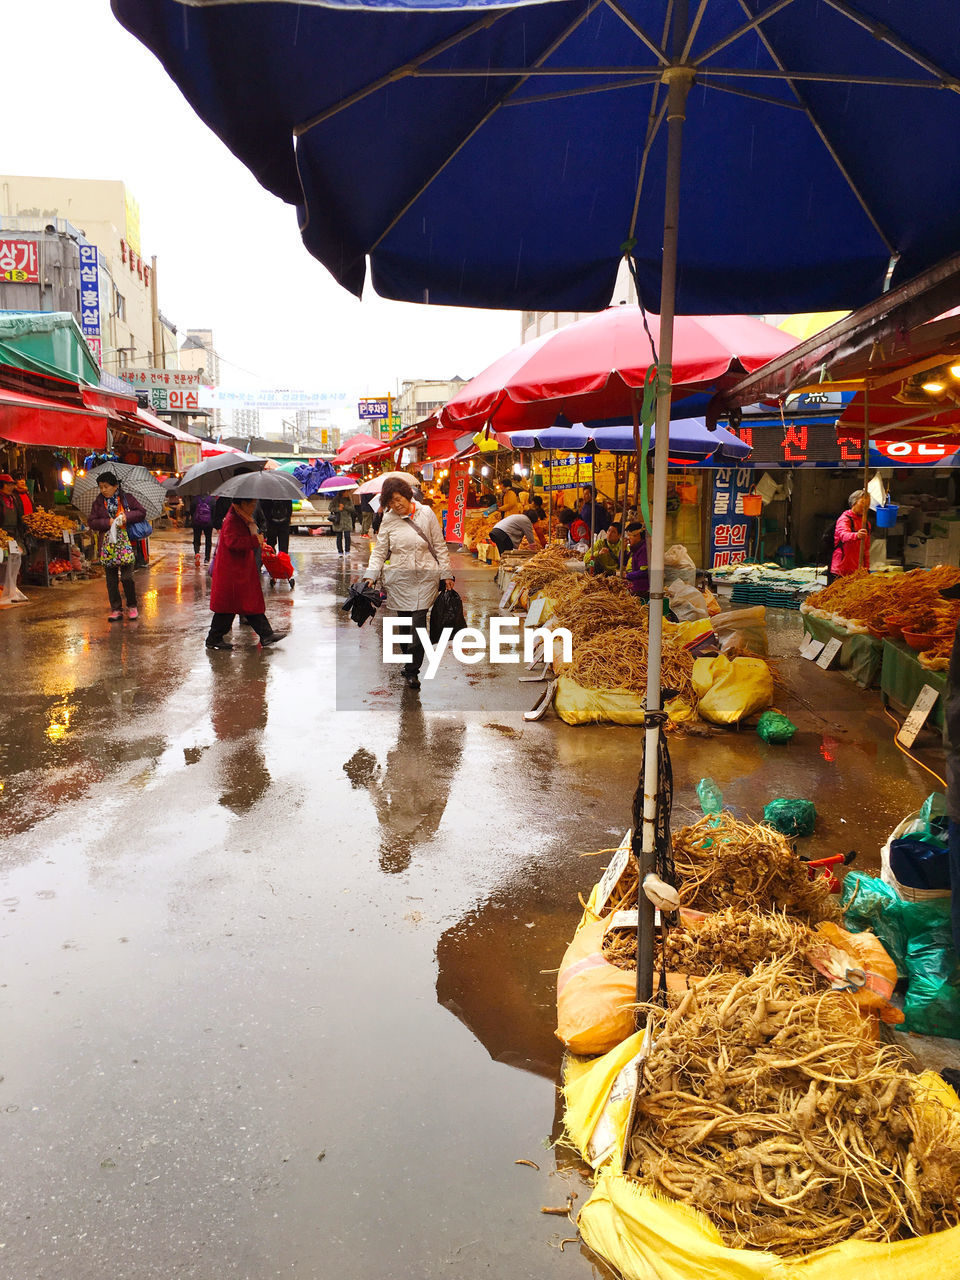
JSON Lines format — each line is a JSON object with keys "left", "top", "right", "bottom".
{"left": 72, "top": 461, "right": 167, "bottom": 519}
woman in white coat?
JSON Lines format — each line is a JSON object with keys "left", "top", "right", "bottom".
{"left": 363, "top": 476, "right": 454, "bottom": 689}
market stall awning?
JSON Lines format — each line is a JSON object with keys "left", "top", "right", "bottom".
{"left": 332, "top": 432, "right": 384, "bottom": 464}
{"left": 838, "top": 385, "right": 960, "bottom": 442}
{"left": 0, "top": 386, "right": 107, "bottom": 449}
{"left": 0, "top": 311, "right": 101, "bottom": 386}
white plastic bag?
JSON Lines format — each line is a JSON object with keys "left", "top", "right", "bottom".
{"left": 663, "top": 544, "right": 696, "bottom": 569}
{"left": 711, "top": 605, "right": 768, "bottom": 656}
{"left": 666, "top": 580, "right": 710, "bottom": 622}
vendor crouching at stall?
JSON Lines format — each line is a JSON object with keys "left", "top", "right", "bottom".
{"left": 624, "top": 520, "right": 650, "bottom": 596}
{"left": 585, "top": 523, "right": 621, "bottom": 576}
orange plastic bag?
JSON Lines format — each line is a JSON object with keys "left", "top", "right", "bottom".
{"left": 807, "top": 922, "right": 904, "bottom": 1024}
{"left": 556, "top": 917, "right": 637, "bottom": 1055}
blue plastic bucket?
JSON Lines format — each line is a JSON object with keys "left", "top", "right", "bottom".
{"left": 876, "top": 503, "right": 899, "bottom": 528}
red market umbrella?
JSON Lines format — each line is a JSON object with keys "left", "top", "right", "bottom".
{"left": 440, "top": 310, "right": 796, "bottom": 433}
{"left": 333, "top": 432, "right": 383, "bottom": 464}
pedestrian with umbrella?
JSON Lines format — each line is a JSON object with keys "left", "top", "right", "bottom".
{"left": 74, "top": 463, "right": 165, "bottom": 622}
{"left": 205, "top": 470, "right": 301, "bottom": 649}
{"left": 85, "top": 471, "right": 149, "bottom": 622}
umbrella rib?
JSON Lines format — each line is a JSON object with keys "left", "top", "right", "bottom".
{"left": 503, "top": 75, "right": 660, "bottom": 107}
{"left": 820, "top": 0, "right": 960, "bottom": 91}
{"left": 680, "top": 0, "right": 711, "bottom": 63}
{"left": 698, "top": 80, "right": 804, "bottom": 110}
{"left": 369, "top": 0, "right": 605, "bottom": 253}
{"left": 731, "top": 0, "right": 896, "bottom": 256}
{"left": 601, "top": 0, "right": 669, "bottom": 65}
{"left": 294, "top": 10, "right": 508, "bottom": 135}
{"left": 628, "top": 98, "right": 669, "bottom": 240}
{"left": 693, "top": 0, "right": 799, "bottom": 65}
{"left": 699, "top": 68, "right": 945, "bottom": 87}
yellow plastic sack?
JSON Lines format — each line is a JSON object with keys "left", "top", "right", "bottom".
{"left": 555, "top": 676, "right": 648, "bottom": 725}
{"left": 556, "top": 916, "right": 637, "bottom": 1055}
{"left": 564, "top": 1029, "right": 647, "bottom": 1168}
{"left": 673, "top": 617, "right": 715, "bottom": 649}
{"left": 579, "top": 1165, "right": 960, "bottom": 1280}
{"left": 692, "top": 654, "right": 773, "bottom": 724}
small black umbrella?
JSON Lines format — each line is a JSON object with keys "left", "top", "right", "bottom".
{"left": 176, "top": 453, "right": 265, "bottom": 496}
{"left": 214, "top": 471, "right": 303, "bottom": 501}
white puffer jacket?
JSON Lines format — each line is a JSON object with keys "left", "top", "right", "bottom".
{"left": 365, "top": 503, "right": 453, "bottom": 611}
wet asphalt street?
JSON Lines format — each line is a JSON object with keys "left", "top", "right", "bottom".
{"left": 0, "top": 531, "right": 945, "bottom": 1279}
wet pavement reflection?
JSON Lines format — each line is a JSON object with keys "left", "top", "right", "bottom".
{"left": 0, "top": 532, "right": 944, "bottom": 1279}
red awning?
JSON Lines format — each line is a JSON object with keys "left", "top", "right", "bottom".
{"left": 81, "top": 385, "right": 138, "bottom": 415}
{"left": 0, "top": 386, "right": 107, "bottom": 449}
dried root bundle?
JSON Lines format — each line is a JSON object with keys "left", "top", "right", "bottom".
{"left": 601, "top": 905, "right": 813, "bottom": 975}
{"left": 569, "top": 626, "right": 695, "bottom": 699}
{"left": 512, "top": 545, "right": 574, "bottom": 596}
{"left": 625, "top": 960, "right": 960, "bottom": 1254}
{"left": 674, "top": 813, "right": 838, "bottom": 923}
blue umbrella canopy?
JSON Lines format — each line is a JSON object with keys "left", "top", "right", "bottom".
{"left": 114, "top": 0, "right": 960, "bottom": 313}
{"left": 508, "top": 419, "right": 749, "bottom": 459}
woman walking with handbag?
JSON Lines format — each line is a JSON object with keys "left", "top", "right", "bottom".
{"left": 87, "top": 471, "right": 147, "bottom": 621}
{"left": 362, "top": 476, "right": 454, "bottom": 690}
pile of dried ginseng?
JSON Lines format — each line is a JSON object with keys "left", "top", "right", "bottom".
{"left": 674, "top": 813, "right": 838, "bottom": 923}
{"left": 602, "top": 905, "right": 813, "bottom": 975}
{"left": 570, "top": 626, "right": 695, "bottom": 700}
{"left": 512, "top": 545, "right": 573, "bottom": 596}
{"left": 624, "top": 958, "right": 960, "bottom": 1254}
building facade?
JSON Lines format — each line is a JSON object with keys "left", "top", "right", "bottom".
{"left": 394, "top": 377, "right": 468, "bottom": 428}
{"left": 0, "top": 175, "right": 161, "bottom": 375}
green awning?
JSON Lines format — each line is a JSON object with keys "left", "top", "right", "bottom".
{"left": 0, "top": 311, "right": 101, "bottom": 386}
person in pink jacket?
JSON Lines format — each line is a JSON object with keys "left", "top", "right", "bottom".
{"left": 830, "top": 489, "right": 871, "bottom": 580}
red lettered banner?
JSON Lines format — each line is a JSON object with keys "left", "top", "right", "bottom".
{"left": 447, "top": 460, "right": 469, "bottom": 542}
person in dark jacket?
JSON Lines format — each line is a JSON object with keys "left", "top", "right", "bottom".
{"left": 206, "top": 499, "right": 282, "bottom": 649}
{"left": 87, "top": 472, "right": 147, "bottom": 621}
{"left": 262, "top": 499, "right": 293, "bottom": 555}
{"left": 580, "top": 486, "right": 611, "bottom": 534}
{"left": 190, "top": 492, "right": 216, "bottom": 565}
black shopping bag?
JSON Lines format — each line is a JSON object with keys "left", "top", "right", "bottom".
{"left": 429, "top": 587, "right": 467, "bottom": 644}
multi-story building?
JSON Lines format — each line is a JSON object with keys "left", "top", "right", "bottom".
{"left": 0, "top": 175, "right": 163, "bottom": 375}
{"left": 179, "top": 329, "right": 221, "bottom": 434}
{"left": 394, "top": 377, "right": 468, "bottom": 429}
{"left": 231, "top": 408, "right": 261, "bottom": 439}
{"left": 294, "top": 409, "right": 339, "bottom": 452}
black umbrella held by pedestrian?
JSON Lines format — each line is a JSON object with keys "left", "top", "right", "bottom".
{"left": 341, "top": 581, "right": 384, "bottom": 628}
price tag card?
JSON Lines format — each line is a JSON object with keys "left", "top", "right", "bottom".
{"left": 896, "top": 684, "right": 940, "bottom": 748}
{"left": 62, "top": 530, "right": 73, "bottom": 544}
{"left": 605, "top": 908, "right": 639, "bottom": 931}
{"left": 595, "top": 830, "right": 632, "bottom": 911}
{"left": 525, "top": 596, "right": 547, "bottom": 628}
{"left": 800, "top": 635, "right": 825, "bottom": 659}
{"left": 816, "top": 637, "right": 843, "bottom": 669}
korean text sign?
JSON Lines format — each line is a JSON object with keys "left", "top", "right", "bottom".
{"left": 78, "top": 245, "right": 100, "bottom": 338}
{"left": 446, "top": 461, "right": 469, "bottom": 542}
{"left": 0, "top": 240, "right": 39, "bottom": 283}
{"left": 710, "top": 468, "right": 752, "bottom": 569}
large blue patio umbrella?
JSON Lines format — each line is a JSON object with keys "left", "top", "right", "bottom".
{"left": 113, "top": 0, "right": 960, "bottom": 1001}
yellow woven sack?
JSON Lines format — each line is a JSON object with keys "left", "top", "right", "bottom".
{"left": 555, "top": 916, "right": 637, "bottom": 1055}
{"left": 693, "top": 654, "right": 773, "bottom": 724}
{"left": 578, "top": 1165, "right": 960, "bottom": 1280}
{"left": 555, "top": 676, "right": 648, "bottom": 725}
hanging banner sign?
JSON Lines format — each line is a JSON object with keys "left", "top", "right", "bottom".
{"left": 78, "top": 244, "right": 100, "bottom": 339}
{"left": 200, "top": 387, "right": 349, "bottom": 411}
{"left": 446, "top": 460, "right": 469, "bottom": 543}
{"left": 0, "top": 239, "right": 40, "bottom": 283}
{"left": 174, "top": 440, "right": 202, "bottom": 471}
{"left": 710, "top": 467, "right": 752, "bottom": 569}
{"left": 544, "top": 454, "right": 593, "bottom": 491}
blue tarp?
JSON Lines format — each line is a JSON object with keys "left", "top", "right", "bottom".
{"left": 113, "top": 1, "right": 960, "bottom": 312}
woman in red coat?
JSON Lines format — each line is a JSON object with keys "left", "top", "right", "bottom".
{"left": 830, "top": 488, "right": 871, "bottom": 580}
{"left": 206, "top": 499, "right": 282, "bottom": 649}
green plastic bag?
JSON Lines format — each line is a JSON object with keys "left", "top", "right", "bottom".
{"left": 763, "top": 797, "right": 815, "bottom": 837}
{"left": 756, "top": 710, "right": 797, "bottom": 744}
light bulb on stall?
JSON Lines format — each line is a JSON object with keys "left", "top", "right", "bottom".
{"left": 60, "top": 468, "right": 73, "bottom": 486}
{"left": 481, "top": 465, "right": 490, "bottom": 476}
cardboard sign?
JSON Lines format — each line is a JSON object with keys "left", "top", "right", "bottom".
{"left": 800, "top": 635, "right": 825, "bottom": 659}
{"left": 525, "top": 596, "right": 547, "bottom": 628}
{"left": 896, "top": 684, "right": 940, "bottom": 748}
{"left": 815, "top": 637, "right": 843, "bottom": 669}
{"left": 595, "top": 831, "right": 632, "bottom": 911}
{"left": 605, "top": 908, "right": 639, "bottom": 931}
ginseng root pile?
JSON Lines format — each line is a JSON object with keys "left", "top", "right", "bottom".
{"left": 625, "top": 959, "right": 960, "bottom": 1254}
{"left": 673, "top": 812, "right": 838, "bottom": 923}
{"left": 602, "top": 905, "right": 812, "bottom": 974}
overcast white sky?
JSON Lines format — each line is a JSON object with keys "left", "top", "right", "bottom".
{"left": 7, "top": 1, "right": 521, "bottom": 430}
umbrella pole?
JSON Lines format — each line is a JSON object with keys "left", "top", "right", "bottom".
{"left": 619, "top": 452, "right": 629, "bottom": 571}
{"left": 637, "top": 65, "right": 693, "bottom": 1007}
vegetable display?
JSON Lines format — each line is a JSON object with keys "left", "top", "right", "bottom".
{"left": 24, "top": 508, "right": 77, "bottom": 540}
{"left": 569, "top": 625, "right": 695, "bottom": 700}
{"left": 804, "top": 567, "right": 960, "bottom": 639}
